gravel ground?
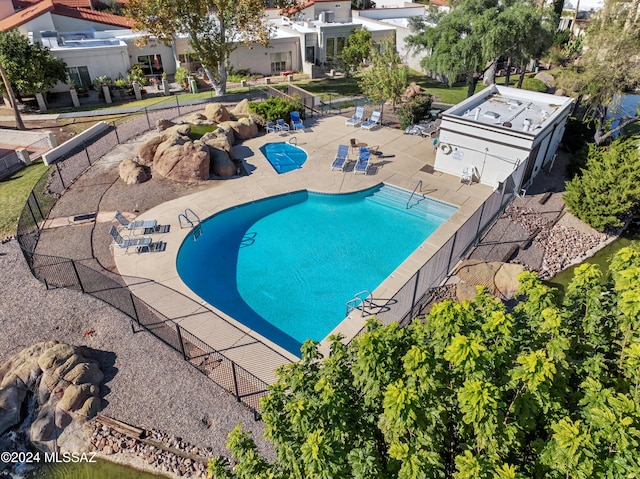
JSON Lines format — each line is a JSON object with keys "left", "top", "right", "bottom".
{"left": 0, "top": 240, "right": 273, "bottom": 463}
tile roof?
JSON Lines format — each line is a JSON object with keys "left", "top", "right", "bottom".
{"left": 1, "top": 0, "right": 133, "bottom": 31}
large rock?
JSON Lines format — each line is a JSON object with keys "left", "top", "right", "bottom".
{"left": 230, "top": 99, "right": 251, "bottom": 118}
{"left": 138, "top": 135, "right": 166, "bottom": 166}
{"left": 210, "top": 148, "right": 237, "bottom": 178}
{"left": 155, "top": 118, "right": 176, "bottom": 131}
{"left": 534, "top": 71, "right": 555, "bottom": 89}
{"left": 219, "top": 118, "right": 258, "bottom": 141}
{"left": 0, "top": 341, "right": 103, "bottom": 447}
{"left": 154, "top": 140, "right": 210, "bottom": 183}
{"left": 119, "top": 158, "right": 151, "bottom": 185}
{"left": 201, "top": 130, "right": 233, "bottom": 156}
{"left": 454, "top": 260, "right": 525, "bottom": 300}
{"left": 204, "top": 103, "right": 231, "bottom": 123}
{"left": 184, "top": 113, "right": 209, "bottom": 124}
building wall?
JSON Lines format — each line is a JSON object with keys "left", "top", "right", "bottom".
{"left": 16, "top": 12, "right": 56, "bottom": 37}
{"left": 124, "top": 40, "right": 176, "bottom": 76}
{"left": 49, "top": 45, "right": 129, "bottom": 92}
{"left": 228, "top": 38, "right": 301, "bottom": 75}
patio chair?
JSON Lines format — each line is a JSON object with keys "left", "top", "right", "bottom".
{"left": 331, "top": 145, "right": 350, "bottom": 171}
{"left": 114, "top": 210, "right": 157, "bottom": 234}
{"left": 276, "top": 118, "right": 290, "bottom": 132}
{"left": 354, "top": 147, "right": 370, "bottom": 175}
{"left": 109, "top": 226, "right": 152, "bottom": 254}
{"left": 290, "top": 111, "right": 305, "bottom": 131}
{"left": 361, "top": 110, "right": 381, "bottom": 130}
{"left": 345, "top": 106, "right": 364, "bottom": 127}
{"left": 266, "top": 121, "right": 278, "bottom": 134}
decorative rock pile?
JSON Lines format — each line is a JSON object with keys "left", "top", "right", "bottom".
{"left": 121, "top": 99, "right": 262, "bottom": 185}
{"left": 504, "top": 204, "right": 607, "bottom": 279}
{"left": 88, "top": 421, "right": 211, "bottom": 478}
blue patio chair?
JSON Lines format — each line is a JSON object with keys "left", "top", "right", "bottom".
{"left": 109, "top": 226, "right": 152, "bottom": 254}
{"left": 114, "top": 210, "right": 157, "bottom": 235}
{"left": 354, "top": 147, "right": 370, "bottom": 175}
{"left": 361, "top": 110, "right": 381, "bottom": 130}
{"left": 345, "top": 106, "right": 364, "bottom": 127}
{"left": 290, "top": 111, "right": 305, "bottom": 131}
{"left": 331, "top": 145, "right": 350, "bottom": 171}
{"left": 266, "top": 121, "right": 278, "bottom": 134}
{"left": 276, "top": 118, "right": 290, "bottom": 132}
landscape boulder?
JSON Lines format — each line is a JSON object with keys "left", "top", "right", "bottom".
{"left": 200, "top": 130, "right": 233, "bottom": 156}
{"left": 154, "top": 140, "right": 210, "bottom": 183}
{"left": 184, "top": 113, "right": 209, "bottom": 124}
{"left": 155, "top": 119, "right": 176, "bottom": 131}
{"left": 138, "top": 135, "right": 166, "bottom": 166}
{"left": 230, "top": 99, "right": 251, "bottom": 118}
{"left": 534, "top": 71, "right": 555, "bottom": 90}
{"left": 119, "top": 158, "right": 151, "bottom": 185}
{"left": 219, "top": 118, "right": 258, "bottom": 141}
{"left": 204, "top": 103, "right": 232, "bottom": 123}
{"left": 0, "top": 341, "right": 103, "bottom": 448}
{"left": 210, "top": 148, "right": 237, "bottom": 178}
{"left": 454, "top": 260, "right": 525, "bottom": 300}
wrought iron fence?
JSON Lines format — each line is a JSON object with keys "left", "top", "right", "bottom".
{"left": 15, "top": 92, "right": 292, "bottom": 418}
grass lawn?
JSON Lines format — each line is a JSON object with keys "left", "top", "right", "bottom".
{"left": 0, "top": 160, "right": 50, "bottom": 238}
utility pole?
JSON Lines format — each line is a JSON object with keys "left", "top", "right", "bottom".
{"left": 0, "top": 60, "right": 25, "bottom": 130}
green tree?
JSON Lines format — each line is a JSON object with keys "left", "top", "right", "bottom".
{"left": 0, "top": 29, "right": 67, "bottom": 97}
{"left": 359, "top": 39, "right": 408, "bottom": 108}
{"left": 340, "top": 28, "right": 373, "bottom": 77}
{"left": 125, "top": 0, "right": 297, "bottom": 96}
{"left": 563, "top": 137, "right": 640, "bottom": 232}
{"left": 212, "top": 245, "right": 640, "bottom": 478}
{"left": 407, "top": 0, "right": 555, "bottom": 97}
{"left": 555, "top": 0, "right": 640, "bottom": 144}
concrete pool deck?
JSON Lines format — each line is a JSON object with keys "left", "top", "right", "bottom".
{"left": 112, "top": 114, "right": 494, "bottom": 383}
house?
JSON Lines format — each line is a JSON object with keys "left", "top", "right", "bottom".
{"left": 434, "top": 85, "right": 573, "bottom": 191}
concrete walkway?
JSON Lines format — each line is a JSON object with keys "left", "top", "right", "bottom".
{"left": 111, "top": 115, "right": 493, "bottom": 381}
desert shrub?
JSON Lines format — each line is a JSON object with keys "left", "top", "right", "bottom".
{"left": 397, "top": 94, "right": 433, "bottom": 130}
{"left": 522, "top": 76, "right": 547, "bottom": 93}
{"left": 564, "top": 138, "right": 640, "bottom": 232}
{"left": 249, "top": 95, "right": 304, "bottom": 123}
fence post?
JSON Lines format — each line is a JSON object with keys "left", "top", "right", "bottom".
{"left": 84, "top": 142, "right": 91, "bottom": 166}
{"left": 175, "top": 324, "right": 187, "bottom": 360}
{"left": 447, "top": 232, "right": 457, "bottom": 272}
{"left": 144, "top": 107, "right": 151, "bottom": 130}
{"left": 176, "top": 95, "right": 181, "bottom": 116}
{"left": 26, "top": 199, "right": 39, "bottom": 232}
{"left": 475, "top": 202, "right": 486, "bottom": 240}
{"left": 409, "top": 270, "right": 420, "bottom": 321}
{"left": 113, "top": 122, "right": 120, "bottom": 144}
{"left": 130, "top": 291, "right": 140, "bottom": 324}
{"left": 231, "top": 362, "right": 241, "bottom": 402}
{"left": 55, "top": 163, "right": 66, "bottom": 190}
{"left": 70, "top": 260, "right": 85, "bottom": 294}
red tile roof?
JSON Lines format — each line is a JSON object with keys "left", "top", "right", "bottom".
{"left": 1, "top": 0, "right": 133, "bottom": 31}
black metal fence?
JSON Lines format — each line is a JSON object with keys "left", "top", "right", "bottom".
{"left": 16, "top": 93, "right": 290, "bottom": 418}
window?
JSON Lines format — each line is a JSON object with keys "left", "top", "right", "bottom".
{"left": 137, "top": 54, "right": 164, "bottom": 76}
{"left": 325, "top": 37, "right": 335, "bottom": 62}
{"left": 66, "top": 66, "right": 91, "bottom": 88}
{"left": 270, "top": 52, "right": 291, "bottom": 73}
{"left": 305, "top": 46, "right": 315, "bottom": 64}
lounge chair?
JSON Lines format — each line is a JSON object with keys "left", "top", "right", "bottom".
{"left": 361, "top": 110, "right": 381, "bottom": 130}
{"left": 276, "top": 118, "right": 290, "bottom": 132}
{"left": 114, "top": 210, "right": 157, "bottom": 234}
{"left": 109, "top": 225, "right": 152, "bottom": 254}
{"left": 354, "top": 147, "right": 370, "bottom": 175}
{"left": 290, "top": 111, "right": 305, "bottom": 131}
{"left": 345, "top": 106, "right": 364, "bottom": 127}
{"left": 331, "top": 145, "right": 350, "bottom": 171}
{"left": 266, "top": 121, "right": 278, "bottom": 134}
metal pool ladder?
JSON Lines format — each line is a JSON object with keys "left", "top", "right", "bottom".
{"left": 406, "top": 180, "right": 422, "bottom": 209}
{"left": 178, "top": 208, "right": 202, "bottom": 239}
{"left": 346, "top": 290, "right": 373, "bottom": 317}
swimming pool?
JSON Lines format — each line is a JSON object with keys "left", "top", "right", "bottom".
{"left": 259, "top": 142, "right": 307, "bottom": 173}
{"left": 176, "top": 185, "right": 457, "bottom": 355}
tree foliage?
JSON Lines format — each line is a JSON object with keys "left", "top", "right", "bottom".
{"left": 0, "top": 29, "right": 67, "bottom": 95}
{"left": 406, "top": 0, "right": 555, "bottom": 97}
{"left": 359, "top": 39, "right": 408, "bottom": 107}
{"left": 563, "top": 137, "right": 640, "bottom": 232}
{"left": 340, "top": 28, "right": 373, "bottom": 77}
{"left": 125, "top": 0, "right": 296, "bottom": 96}
{"left": 214, "top": 245, "right": 640, "bottom": 478}
{"left": 555, "top": 0, "right": 640, "bottom": 144}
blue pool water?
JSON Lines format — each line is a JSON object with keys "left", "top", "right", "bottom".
{"left": 176, "top": 185, "right": 457, "bottom": 355}
{"left": 259, "top": 142, "right": 307, "bottom": 173}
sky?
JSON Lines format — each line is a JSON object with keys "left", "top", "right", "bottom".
{"left": 564, "top": 0, "right": 605, "bottom": 11}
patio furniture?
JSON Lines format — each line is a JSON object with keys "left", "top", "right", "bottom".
{"left": 290, "top": 111, "right": 304, "bottom": 131}
{"left": 345, "top": 106, "right": 364, "bottom": 127}
{"left": 361, "top": 110, "right": 381, "bottom": 130}
{"left": 114, "top": 210, "right": 157, "bottom": 234}
{"left": 354, "top": 147, "right": 370, "bottom": 175}
{"left": 331, "top": 145, "right": 350, "bottom": 171}
{"left": 109, "top": 226, "right": 152, "bottom": 254}
{"left": 276, "top": 119, "right": 290, "bottom": 132}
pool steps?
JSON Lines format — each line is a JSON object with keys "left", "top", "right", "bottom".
{"left": 365, "top": 184, "right": 456, "bottom": 220}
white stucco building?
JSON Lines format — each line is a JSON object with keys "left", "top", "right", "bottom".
{"left": 434, "top": 85, "right": 573, "bottom": 191}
